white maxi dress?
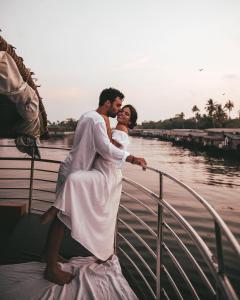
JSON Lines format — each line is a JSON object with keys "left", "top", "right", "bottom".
{"left": 54, "top": 129, "right": 129, "bottom": 261}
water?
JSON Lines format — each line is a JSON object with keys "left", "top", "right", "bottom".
{"left": 0, "top": 136, "right": 239, "bottom": 299}
{"left": 124, "top": 137, "right": 240, "bottom": 236}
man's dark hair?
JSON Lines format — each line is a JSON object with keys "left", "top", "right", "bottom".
{"left": 122, "top": 104, "right": 138, "bottom": 129}
{"left": 99, "top": 88, "right": 124, "bottom": 106}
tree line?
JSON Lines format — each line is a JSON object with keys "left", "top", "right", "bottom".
{"left": 48, "top": 99, "right": 240, "bottom": 131}
{"left": 48, "top": 118, "right": 78, "bottom": 131}
{"left": 140, "top": 99, "right": 240, "bottom": 130}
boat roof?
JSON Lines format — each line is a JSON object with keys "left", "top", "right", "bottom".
{"left": 225, "top": 133, "right": 240, "bottom": 140}
{"left": 205, "top": 128, "right": 240, "bottom": 134}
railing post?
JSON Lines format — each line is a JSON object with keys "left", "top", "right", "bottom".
{"left": 156, "top": 173, "right": 163, "bottom": 299}
{"left": 214, "top": 221, "right": 225, "bottom": 300}
{"left": 114, "top": 213, "right": 119, "bottom": 254}
{"left": 28, "top": 146, "right": 35, "bottom": 213}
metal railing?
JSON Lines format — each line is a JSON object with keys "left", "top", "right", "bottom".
{"left": 118, "top": 171, "right": 240, "bottom": 300}
{"left": 0, "top": 144, "right": 239, "bottom": 300}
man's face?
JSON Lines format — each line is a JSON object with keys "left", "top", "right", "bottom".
{"left": 107, "top": 97, "right": 123, "bottom": 118}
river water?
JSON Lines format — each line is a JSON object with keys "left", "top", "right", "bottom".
{"left": 0, "top": 135, "right": 239, "bottom": 299}
{"left": 44, "top": 135, "right": 240, "bottom": 236}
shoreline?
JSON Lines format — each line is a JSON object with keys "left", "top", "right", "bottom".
{"left": 130, "top": 128, "right": 240, "bottom": 158}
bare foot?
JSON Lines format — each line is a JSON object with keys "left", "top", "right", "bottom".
{"left": 44, "top": 264, "right": 75, "bottom": 285}
{"left": 40, "top": 206, "right": 59, "bottom": 224}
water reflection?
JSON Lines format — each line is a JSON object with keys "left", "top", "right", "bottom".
{"left": 127, "top": 137, "right": 240, "bottom": 187}
{"left": 46, "top": 135, "right": 74, "bottom": 148}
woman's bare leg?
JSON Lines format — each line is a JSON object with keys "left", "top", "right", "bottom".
{"left": 40, "top": 206, "right": 59, "bottom": 224}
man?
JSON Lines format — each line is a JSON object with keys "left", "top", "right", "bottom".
{"left": 44, "top": 88, "right": 147, "bottom": 285}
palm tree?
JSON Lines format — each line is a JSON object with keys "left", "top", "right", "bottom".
{"left": 65, "top": 118, "right": 78, "bottom": 131}
{"left": 179, "top": 112, "right": 185, "bottom": 120}
{"left": 195, "top": 112, "right": 201, "bottom": 121}
{"left": 192, "top": 105, "right": 200, "bottom": 128}
{"left": 205, "top": 98, "right": 216, "bottom": 127}
{"left": 213, "top": 104, "right": 227, "bottom": 127}
{"left": 192, "top": 105, "right": 200, "bottom": 114}
{"left": 224, "top": 100, "right": 234, "bottom": 119}
{"left": 175, "top": 112, "right": 185, "bottom": 128}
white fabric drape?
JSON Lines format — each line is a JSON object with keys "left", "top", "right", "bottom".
{"left": 0, "top": 256, "right": 138, "bottom": 300}
{"left": 0, "top": 51, "right": 39, "bottom": 122}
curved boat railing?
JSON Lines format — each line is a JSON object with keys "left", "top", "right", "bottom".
{"left": 0, "top": 144, "right": 239, "bottom": 300}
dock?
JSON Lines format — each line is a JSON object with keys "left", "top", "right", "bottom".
{"left": 130, "top": 128, "right": 240, "bottom": 153}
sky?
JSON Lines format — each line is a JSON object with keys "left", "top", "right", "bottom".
{"left": 1, "top": 0, "right": 240, "bottom": 123}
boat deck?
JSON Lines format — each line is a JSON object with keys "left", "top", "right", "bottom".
{"left": 0, "top": 212, "right": 92, "bottom": 265}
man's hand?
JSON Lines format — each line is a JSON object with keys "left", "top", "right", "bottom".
{"left": 133, "top": 157, "right": 147, "bottom": 168}
{"left": 126, "top": 155, "right": 147, "bottom": 169}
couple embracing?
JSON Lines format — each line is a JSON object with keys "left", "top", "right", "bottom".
{"left": 40, "top": 87, "right": 147, "bottom": 285}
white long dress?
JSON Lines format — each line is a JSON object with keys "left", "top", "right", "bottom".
{"left": 54, "top": 129, "right": 129, "bottom": 261}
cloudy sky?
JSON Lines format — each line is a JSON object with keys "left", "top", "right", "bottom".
{"left": 1, "top": 0, "right": 240, "bottom": 123}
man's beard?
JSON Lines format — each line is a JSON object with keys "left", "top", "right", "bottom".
{"left": 107, "top": 110, "right": 117, "bottom": 118}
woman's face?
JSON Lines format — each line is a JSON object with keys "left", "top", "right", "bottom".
{"left": 117, "top": 106, "right": 131, "bottom": 127}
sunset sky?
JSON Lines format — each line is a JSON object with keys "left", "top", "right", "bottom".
{"left": 1, "top": 0, "right": 240, "bottom": 123}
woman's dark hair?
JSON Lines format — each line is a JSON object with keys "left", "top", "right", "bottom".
{"left": 122, "top": 104, "right": 138, "bottom": 129}
{"left": 99, "top": 87, "right": 124, "bottom": 106}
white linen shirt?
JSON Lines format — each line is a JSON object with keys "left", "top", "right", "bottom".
{"left": 57, "top": 111, "right": 129, "bottom": 190}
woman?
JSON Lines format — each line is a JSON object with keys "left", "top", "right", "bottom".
{"left": 41, "top": 105, "right": 137, "bottom": 262}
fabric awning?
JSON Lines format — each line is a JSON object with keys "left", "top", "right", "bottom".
{"left": 0, "top": 35, "right": 49, "bottom": 158}
{"left": 0, "top": 35, "right": 48, "bottom": 140}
